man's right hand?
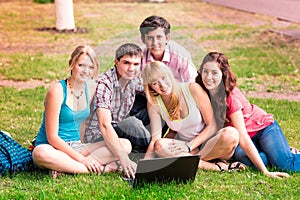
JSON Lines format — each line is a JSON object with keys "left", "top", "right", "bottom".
{"left": 120, "top": 156, "right": 137, "bottom": 179}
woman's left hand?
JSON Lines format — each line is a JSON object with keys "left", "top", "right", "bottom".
{"left": 265, "top": 171, "right": 290, "bottom": 178}
{"left": 168, "top": 140, "right": 191, "bottom": 156}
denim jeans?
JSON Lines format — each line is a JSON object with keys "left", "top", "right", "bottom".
{"left": 113, "top": 115, "right": 151, "bottom": 152}
{"left": 233, "top": 121, "right": 300, "bottom": 172}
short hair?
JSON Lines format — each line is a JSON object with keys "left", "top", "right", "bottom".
{"left": 115, "top": 43, "right": 142, "bottom": 61}
{"left": 68, "top": 45, "right": 99, "bottom": 79}
{"left": 139, "top": 15, "right": 171, "bottom": 38}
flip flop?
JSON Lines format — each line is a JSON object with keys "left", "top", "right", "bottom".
{"left": 101, "top": 160, "right": 122, "bottom": 174}
{"left": 213, "top": 159, "right": 246, "bottom": 172}
{"left": 228, "top": 162, "right": 247, "bottom": 172}
{"left": 213, "top": 159, "right": 229, "bottom": 172}
{"left": 50, "top": 170, "right": 65, "bottom": 179}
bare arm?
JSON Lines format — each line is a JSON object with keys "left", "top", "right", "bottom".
{"left": 45, "top": 83, "right": 86, "bottom": 163}
{"left": 187, "top": 83, "right": 217, "bottom": 151}
{"left": 144, "top": 101, "right": 162, "bottom": 159}
{"left": 97, "top": 108, "right": 136, "bottom": 177}
{"left": 231, "top": 110, "right": 289, "bottom": 178}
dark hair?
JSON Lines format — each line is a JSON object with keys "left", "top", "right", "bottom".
{"left": 195, "top": 52, "right": 237, "bottom": 129}
{"left": 139, "top": 15, "right": 171, "bottom": 38}
{"left": 115, "top": 43, "right": 143, "bottom": 61}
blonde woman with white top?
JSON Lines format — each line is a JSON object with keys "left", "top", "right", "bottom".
{"left": 142, "top": 61, "right": 246, "bottom": 171}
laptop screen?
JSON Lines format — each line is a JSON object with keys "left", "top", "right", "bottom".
{"left": 133, "top": 155, "right": 200, "bottom": 187}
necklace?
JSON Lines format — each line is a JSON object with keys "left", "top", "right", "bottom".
{"left": 67, "top": 78, "right": 84, "bottom": 109}
{"left": 70, "top": 89, "right": 83, "bottom": 100}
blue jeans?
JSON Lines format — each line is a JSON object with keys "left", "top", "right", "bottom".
{"left": 233, "top": 121, "right": 300, "bottom": 172}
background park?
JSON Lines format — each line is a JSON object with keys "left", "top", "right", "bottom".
{"left": 1, "top": 0, "right": 300, "bottom": 199}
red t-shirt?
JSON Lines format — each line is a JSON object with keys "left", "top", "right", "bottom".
{"left": 225, "top": 87, "right": 274, "bottom": 138}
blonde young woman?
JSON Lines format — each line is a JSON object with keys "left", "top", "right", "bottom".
{"left": 142, "top": 61, "right": 245, "bottom": 171}
{"left": 32, "top": 45, "right": 131, "bottom": 178}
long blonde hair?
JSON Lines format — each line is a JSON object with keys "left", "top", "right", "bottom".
{"left": 142, "top": 61, "right": 182, "bottom": 120}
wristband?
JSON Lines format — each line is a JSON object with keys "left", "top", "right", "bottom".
{"left": 185, "top": 143, "right": 191, "bottom": 153}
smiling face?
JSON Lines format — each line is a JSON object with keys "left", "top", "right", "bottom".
{"left": 72, "top": 54, "right": 95, "bottom": 83}
{"left": 142, "top": 27, "right": 170, "bottom": 61}
{"left": 150, "top": 75, "right": 172, "bottom": 96}
{"left": 115, "top": 54, "right": 141, "bottom": 80}
{"left": 201, "top": 61, "right": 223, "bottom": 93}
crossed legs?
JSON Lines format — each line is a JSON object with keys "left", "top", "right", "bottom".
{"left": 32, "top": 138, "right": 131, "bottom": 174}
{"left": 152, "top": 127, "right": 240, "bottom": 171}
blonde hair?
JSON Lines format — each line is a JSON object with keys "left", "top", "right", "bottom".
{"left": 68, "top": 45, "right": 99, "bottom": 79}
{"left": 142, "top": 61, "right": 182, "bottom": 120}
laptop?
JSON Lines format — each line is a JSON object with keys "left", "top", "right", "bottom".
{"left": 123, "top": 155, "right": 200, "bottom": 188}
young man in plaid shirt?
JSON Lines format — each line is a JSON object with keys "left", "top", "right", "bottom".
{"left": 84, "top": 43, "right": 150, "bottom": 178}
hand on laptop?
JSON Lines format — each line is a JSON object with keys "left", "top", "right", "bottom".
{"left": 120, "top": 156, "right": 137, "bottom": 179}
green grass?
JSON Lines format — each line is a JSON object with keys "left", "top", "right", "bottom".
{"left": 1, "top": 0, "right": 300, "bottom": 199}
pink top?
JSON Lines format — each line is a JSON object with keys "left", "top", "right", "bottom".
{"left": 141, "top": 40, "right": 197, "bottom": 83}
{"left": 225, "top": 87, "right": 274, "bottom": 138}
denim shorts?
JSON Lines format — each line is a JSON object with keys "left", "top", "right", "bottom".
{"left": 66, "top": 140, "right": 86, "bottom": 153}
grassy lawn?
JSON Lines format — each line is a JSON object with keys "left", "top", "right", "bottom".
{"left": 1, "top": 0, "right": 300, "bottom": 199}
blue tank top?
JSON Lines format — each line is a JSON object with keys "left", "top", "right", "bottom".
{"left": 35, "top": 80, "right": 90, "bottom": 146}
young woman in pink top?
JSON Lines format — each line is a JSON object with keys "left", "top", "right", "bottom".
{"left": 196, "top": 52, "right": 299, "bottom": 177}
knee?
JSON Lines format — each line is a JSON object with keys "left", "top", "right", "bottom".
{"left": 32, "top": 145, "right": 53, "bottom": 164}
{"left": 218, "top": 127, "right": 239, "bottom": 148}
{"left": 119, "top": 138, "right": 132, "bottom": 154}
{"left": 153, "top": 138, "right": 168, "bottom": 156}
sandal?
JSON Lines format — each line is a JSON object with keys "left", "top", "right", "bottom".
{"left": 228, "top": 162, "right": 247, "bottom": 172}
{"left": 290, "top": 147, "right": 300, "bottom": 154}
{"left": 213, "top": 159, "right": 246, "bottom": 172}
{"left": 49, "top": 170, "right": 65, "bottom": 179}
{"left": 101, "top": 160, "right": 122, "bottom": 174}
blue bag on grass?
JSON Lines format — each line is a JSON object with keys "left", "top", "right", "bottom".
{"left": 0, "top": 130, "right": 33, "bottom": 177}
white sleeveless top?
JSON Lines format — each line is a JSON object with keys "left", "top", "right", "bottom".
{"left": 156, "top": 83, "right": 205, "bottom": 141}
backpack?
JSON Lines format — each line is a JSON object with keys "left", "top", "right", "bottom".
{"left": 0, "top": 130, "right": 33, "bottom": 177}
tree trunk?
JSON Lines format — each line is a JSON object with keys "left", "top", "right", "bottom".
{"left": 55, "top": 0, "right": 75, "bottom": 30}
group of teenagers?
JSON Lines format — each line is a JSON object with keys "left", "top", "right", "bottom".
{"left": 32, "top": 15, "right": 300, "bottom": 179}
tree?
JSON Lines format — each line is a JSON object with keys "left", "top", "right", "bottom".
{"left": 55, "top": 0, "right": 75, "bottom": 31}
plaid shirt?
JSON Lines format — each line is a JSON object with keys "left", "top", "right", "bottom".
{"left": 84, "top": 67, "right": 144, "bottom": 142}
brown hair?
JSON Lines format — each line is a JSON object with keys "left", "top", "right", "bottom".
{"left": 139, "top": 15, "right": 171, "bottom": 38}
{"left": 196, "top": 52, "right": 237, "bottom": 129}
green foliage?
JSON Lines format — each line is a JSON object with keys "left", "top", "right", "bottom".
{"left": 227, "top": 47, "right": 298, "bottom": 78}
{"left": 33, "top": 0, "right": 54, "bottom": 4}
{"left": 0, "top": 53, "right": 68, "bottom": 81}
{"left": 0, "top": 0, "right": 300, "bottom": 199}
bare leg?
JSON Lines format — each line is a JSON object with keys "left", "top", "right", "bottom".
{"left": 83, "top": 138, "right": 132, "bottom": 165}
{"left": 33, "top": 139, "right": 132, "bottom": 174}
{"left": 32, "top": 144, "right": 89, "bottom": 173}
{"left": 199, "top": 127, "right": 239, "bottom": 161}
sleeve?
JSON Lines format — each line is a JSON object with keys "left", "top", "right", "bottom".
{"left": 227, "top": 94, "right": 243, "bottom": 116}
{"left": 178, "top": 52, "right": 197, "bottom": 83}
{"left": 95, "top": 80, "right": 112, "bottom": 110}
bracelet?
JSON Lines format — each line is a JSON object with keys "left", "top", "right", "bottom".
{"left": 185, "top": 143, "right": 191, "bottom": 153}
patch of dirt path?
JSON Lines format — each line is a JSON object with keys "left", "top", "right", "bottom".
{"left": 1, "top": 77, "right": 299, "bottom": 102}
